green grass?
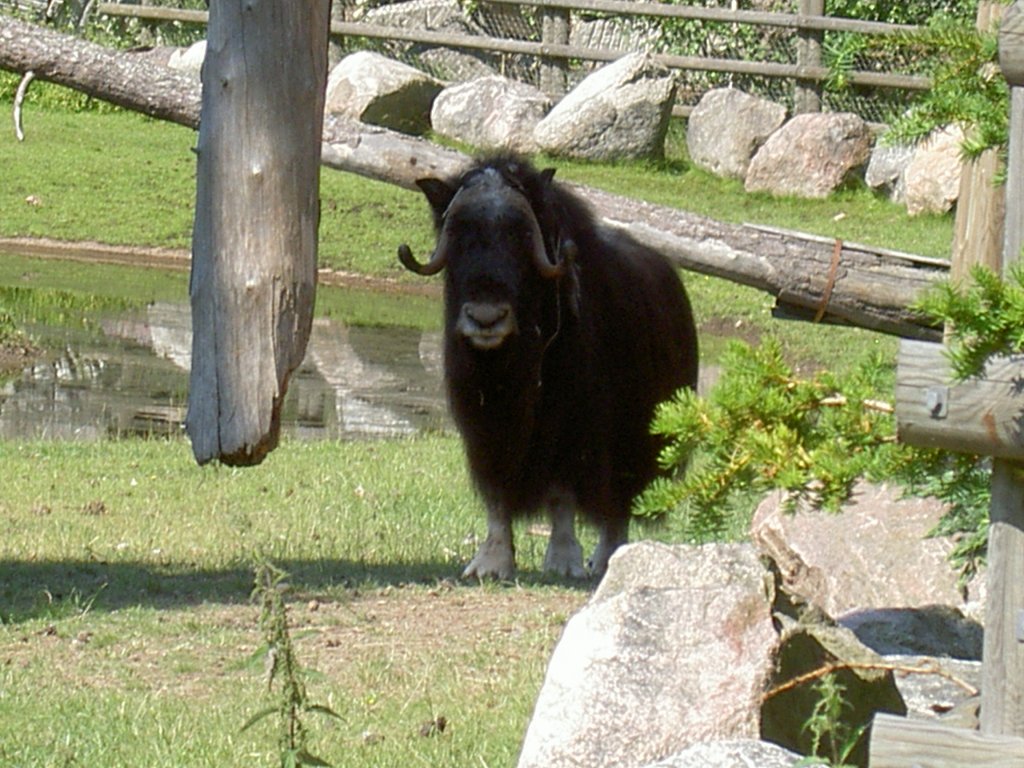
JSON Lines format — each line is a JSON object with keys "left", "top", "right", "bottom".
{"left": 0, "top": 100, "right": 957, "bottom": 766}
{"left": 0, "top": 437, "right": 588, "bottom": 768}
{"left": 1, "top": 105, "right": 954, "bottom": 271}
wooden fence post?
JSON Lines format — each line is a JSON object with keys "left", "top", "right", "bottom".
{"left": 187, "top": 1, "right": 331, "bottom": 466}
{"left": 881, "top": 0, "right": 1024, "bottom": 760}
{"left": 539, "top": 6, "right": 570, "bottom": 98}
{"left": 951, "top": 2, "right": 1007, "bottom": 286}
{"left": 981, "top": 1, "right": 1024, "bottom": 736}
{"left": 793, "top": 0, "right": 824, "bottom": 113}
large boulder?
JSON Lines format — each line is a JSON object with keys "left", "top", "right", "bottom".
{"left": 517, "top": 542, "right": 778, "bottom": 768}
{"left": 687, "top": 87, "right": 787, "bottom": 180}
{"left": 533, "top": 52, "right": 676, "bottom": 161}
{"left": 745, "top": 112, "right": 872, "bottom": 198}
{"left": 517, "top": 541, "right": 906, "bottom": 768}
{"left": 324, "top": 51, "right": 442, "bottom": 135}
{"left": 750, "top": 481, "right": 985, "bottom": 619}
{"left": 903, "top": 124, "right": 965, "bottom": 216}
{"left": 431, "top": 76, "right": 551, "bottom": 154}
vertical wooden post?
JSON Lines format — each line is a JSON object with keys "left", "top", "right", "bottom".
{"left": 539, "top": 6, "right": 569, "bottom": 98}
{"left": 983, "top": 0, "right": 1024, "bottom": 737}
{"left": 793, "top": 0, "right": 823, "bottom": 114}
{"left": 983, "top": 461, "right": 1024, "bottom": 735}
{"left": 952, "top": 2, "right": 1007, "bottom": 286}
{"left": 187, "top": 1, "right": 331, "bottom": 466}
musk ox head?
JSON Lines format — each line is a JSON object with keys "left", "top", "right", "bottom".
{"left": 398, "top": 161, "right": 577, "bottom": 353}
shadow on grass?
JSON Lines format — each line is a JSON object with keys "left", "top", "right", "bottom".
{"left": 0, "top": 557, "right": 593, "bottom": 624}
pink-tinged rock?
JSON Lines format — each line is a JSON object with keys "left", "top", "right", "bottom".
{"left": 750, "top": 481, "right": 984, "bottom": 618}
{"left": 744, "top": 112, "right": 872, "bottom": 199}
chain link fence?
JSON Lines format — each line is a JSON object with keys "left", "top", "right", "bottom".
{"left": 7, "top": 0, "right": 954, "bottom": 125}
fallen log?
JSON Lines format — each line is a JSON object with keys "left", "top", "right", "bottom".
{"left": 0, "top": 14, "right": 946, "bottom": 339}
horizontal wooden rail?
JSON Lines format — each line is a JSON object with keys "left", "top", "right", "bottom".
{"left": 94, "top": 3, "right": 930, "bottom": 92}
{"left": 95, "top": 1, "right": 917, "bottom": 36}
{"left": 495, "top": 0, "right": 919, "bottom": 35}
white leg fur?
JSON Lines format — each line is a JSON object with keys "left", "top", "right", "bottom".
{"left": 542, "top": 492, "right": 586, "bottom": 579}
{"left": 463, "top": 507, "right": 515, "bottom": 580}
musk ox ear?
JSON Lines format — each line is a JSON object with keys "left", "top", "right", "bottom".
{"left": 415, "top": 177, "right": 457, "bottom": 220}
{"left": 539, "top": 168, "right": 557, "bottom": 186}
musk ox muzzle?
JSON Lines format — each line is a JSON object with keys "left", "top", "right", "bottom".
{"left": 456, "top": 300, "right": 518, "bottom": 350}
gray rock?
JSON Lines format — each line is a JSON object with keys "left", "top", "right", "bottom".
{"left": 517, "top": 542, "right": 778, "bottom": 768}
{"left": 882, "top": 654, "right": 981, "bottom": 724}
{"left": 904, "top": 124, "right": 965, "bottom": 216}
{"left": 363, "top": 0, "right": 471, "bottom": 34}
{"left": 431, "top": 76, "right": 550, "bottom": 153}
{"left": 865, "top": 141, "right": 914, "bottom": 203}
{"left": 750, "top": 481, "right": 984, "bottom": 619}
{"left": 570, "top": 16, "right": 661, "bottom": 54}
{"left": 840, "top": 606, "right": 982, "bottom": 660}
{"left": 641, "top": 740, "right": 802, "bottom": 768}
{"left": 325, "top": 51, "right": 442, "bottom": 135}
{"left": 745, "top": 112, "right": 872, "bottom": 198}
{"left": 687, "top": 87, "right": 787, "bottom": 180}
{"left": 533, "top": 52, "right": 676, "bottom": 161}
{"left": 167, "top": 40, "right": 206, "bottom": 78}
{"left": 417, "top": 47, "right": 496, "bottom": 82}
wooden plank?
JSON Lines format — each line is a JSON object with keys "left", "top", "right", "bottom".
{"left": 950, "top": 147, "right": 1005, "bottom": 285}
{"left": 1000, "top": 2, "right": 1024, "bottom": 87}
{"left": 895, "top": 339, "right": 1024, "bottom": 460}
{"left": 869, "top": 713, "right": 1024, "bottom": 767}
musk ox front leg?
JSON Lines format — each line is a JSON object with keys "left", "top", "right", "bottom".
{"left": 463, "top": 503, "right": 516, "bottom": 580}
{"left": 543, "top": 490, "right": 586, "bottom": 579}
{"left": 589, "top": 517, "right": 629, "bottom": 579}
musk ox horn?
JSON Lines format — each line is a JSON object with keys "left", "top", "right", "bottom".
{"left": 529, "top": 216, "right": 571, "bottom": 280}
{"left": 397, "top": 242, "right": 448, "bottom": 276}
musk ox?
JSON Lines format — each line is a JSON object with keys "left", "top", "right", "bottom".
{"left": 398, "top": 155, "right": 698, "bottom": 579}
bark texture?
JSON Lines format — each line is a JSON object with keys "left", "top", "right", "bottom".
{"left": 186, "top": 1, "right": 330, "bottom": 465}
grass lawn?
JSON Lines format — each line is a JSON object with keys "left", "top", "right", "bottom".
{"left": 0, "top": 97, "right": 958, "bottom": 766}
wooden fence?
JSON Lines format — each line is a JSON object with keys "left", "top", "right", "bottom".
{"left": 92, "top": 0, "right": 930, "bottom": 121}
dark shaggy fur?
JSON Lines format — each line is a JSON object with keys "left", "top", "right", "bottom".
{"left": 401, "top": 155, "right": 698, "bottom": 578}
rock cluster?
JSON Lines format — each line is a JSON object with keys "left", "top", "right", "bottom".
{"left": 161, "top": 25, "right": 964, "bottom": 206}
{"left": 517, "top": 482, "right": 984, "bottom": 768}
{"left": 688, "top": 86, "right": 965, "bottom": 214}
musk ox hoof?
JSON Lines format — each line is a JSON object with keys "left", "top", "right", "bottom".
{"left": 587, "top": 544, "right": 619, "bottom": 580}
{"left": 543, "top": 537, "right": 587, "bottom": 580}
{"left": 462, "top": 541, "right": 516, "bottom": 581}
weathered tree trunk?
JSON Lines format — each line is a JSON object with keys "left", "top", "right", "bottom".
{"left": 186, "top": 1, "right": 330, "bottom": 466}
{"left": 0, "top": 14, "right": 947, "bottom": 340}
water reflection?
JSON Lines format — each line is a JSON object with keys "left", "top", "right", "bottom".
{"left": 0, "top": 302, "right": 448, "bottom": 440}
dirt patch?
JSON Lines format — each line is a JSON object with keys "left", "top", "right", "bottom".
{"left": 1, "top": 583, "right": 588, "bottom": 700}
{"left": 0, "top": 336, "right": 43, "bottom": 379}
{"left": 0, "top": 236, "right": 440, "bottom": 299}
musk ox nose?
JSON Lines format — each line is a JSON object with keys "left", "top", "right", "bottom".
{"left": 457, "top": 301, "right": 518, "bottom": 350}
